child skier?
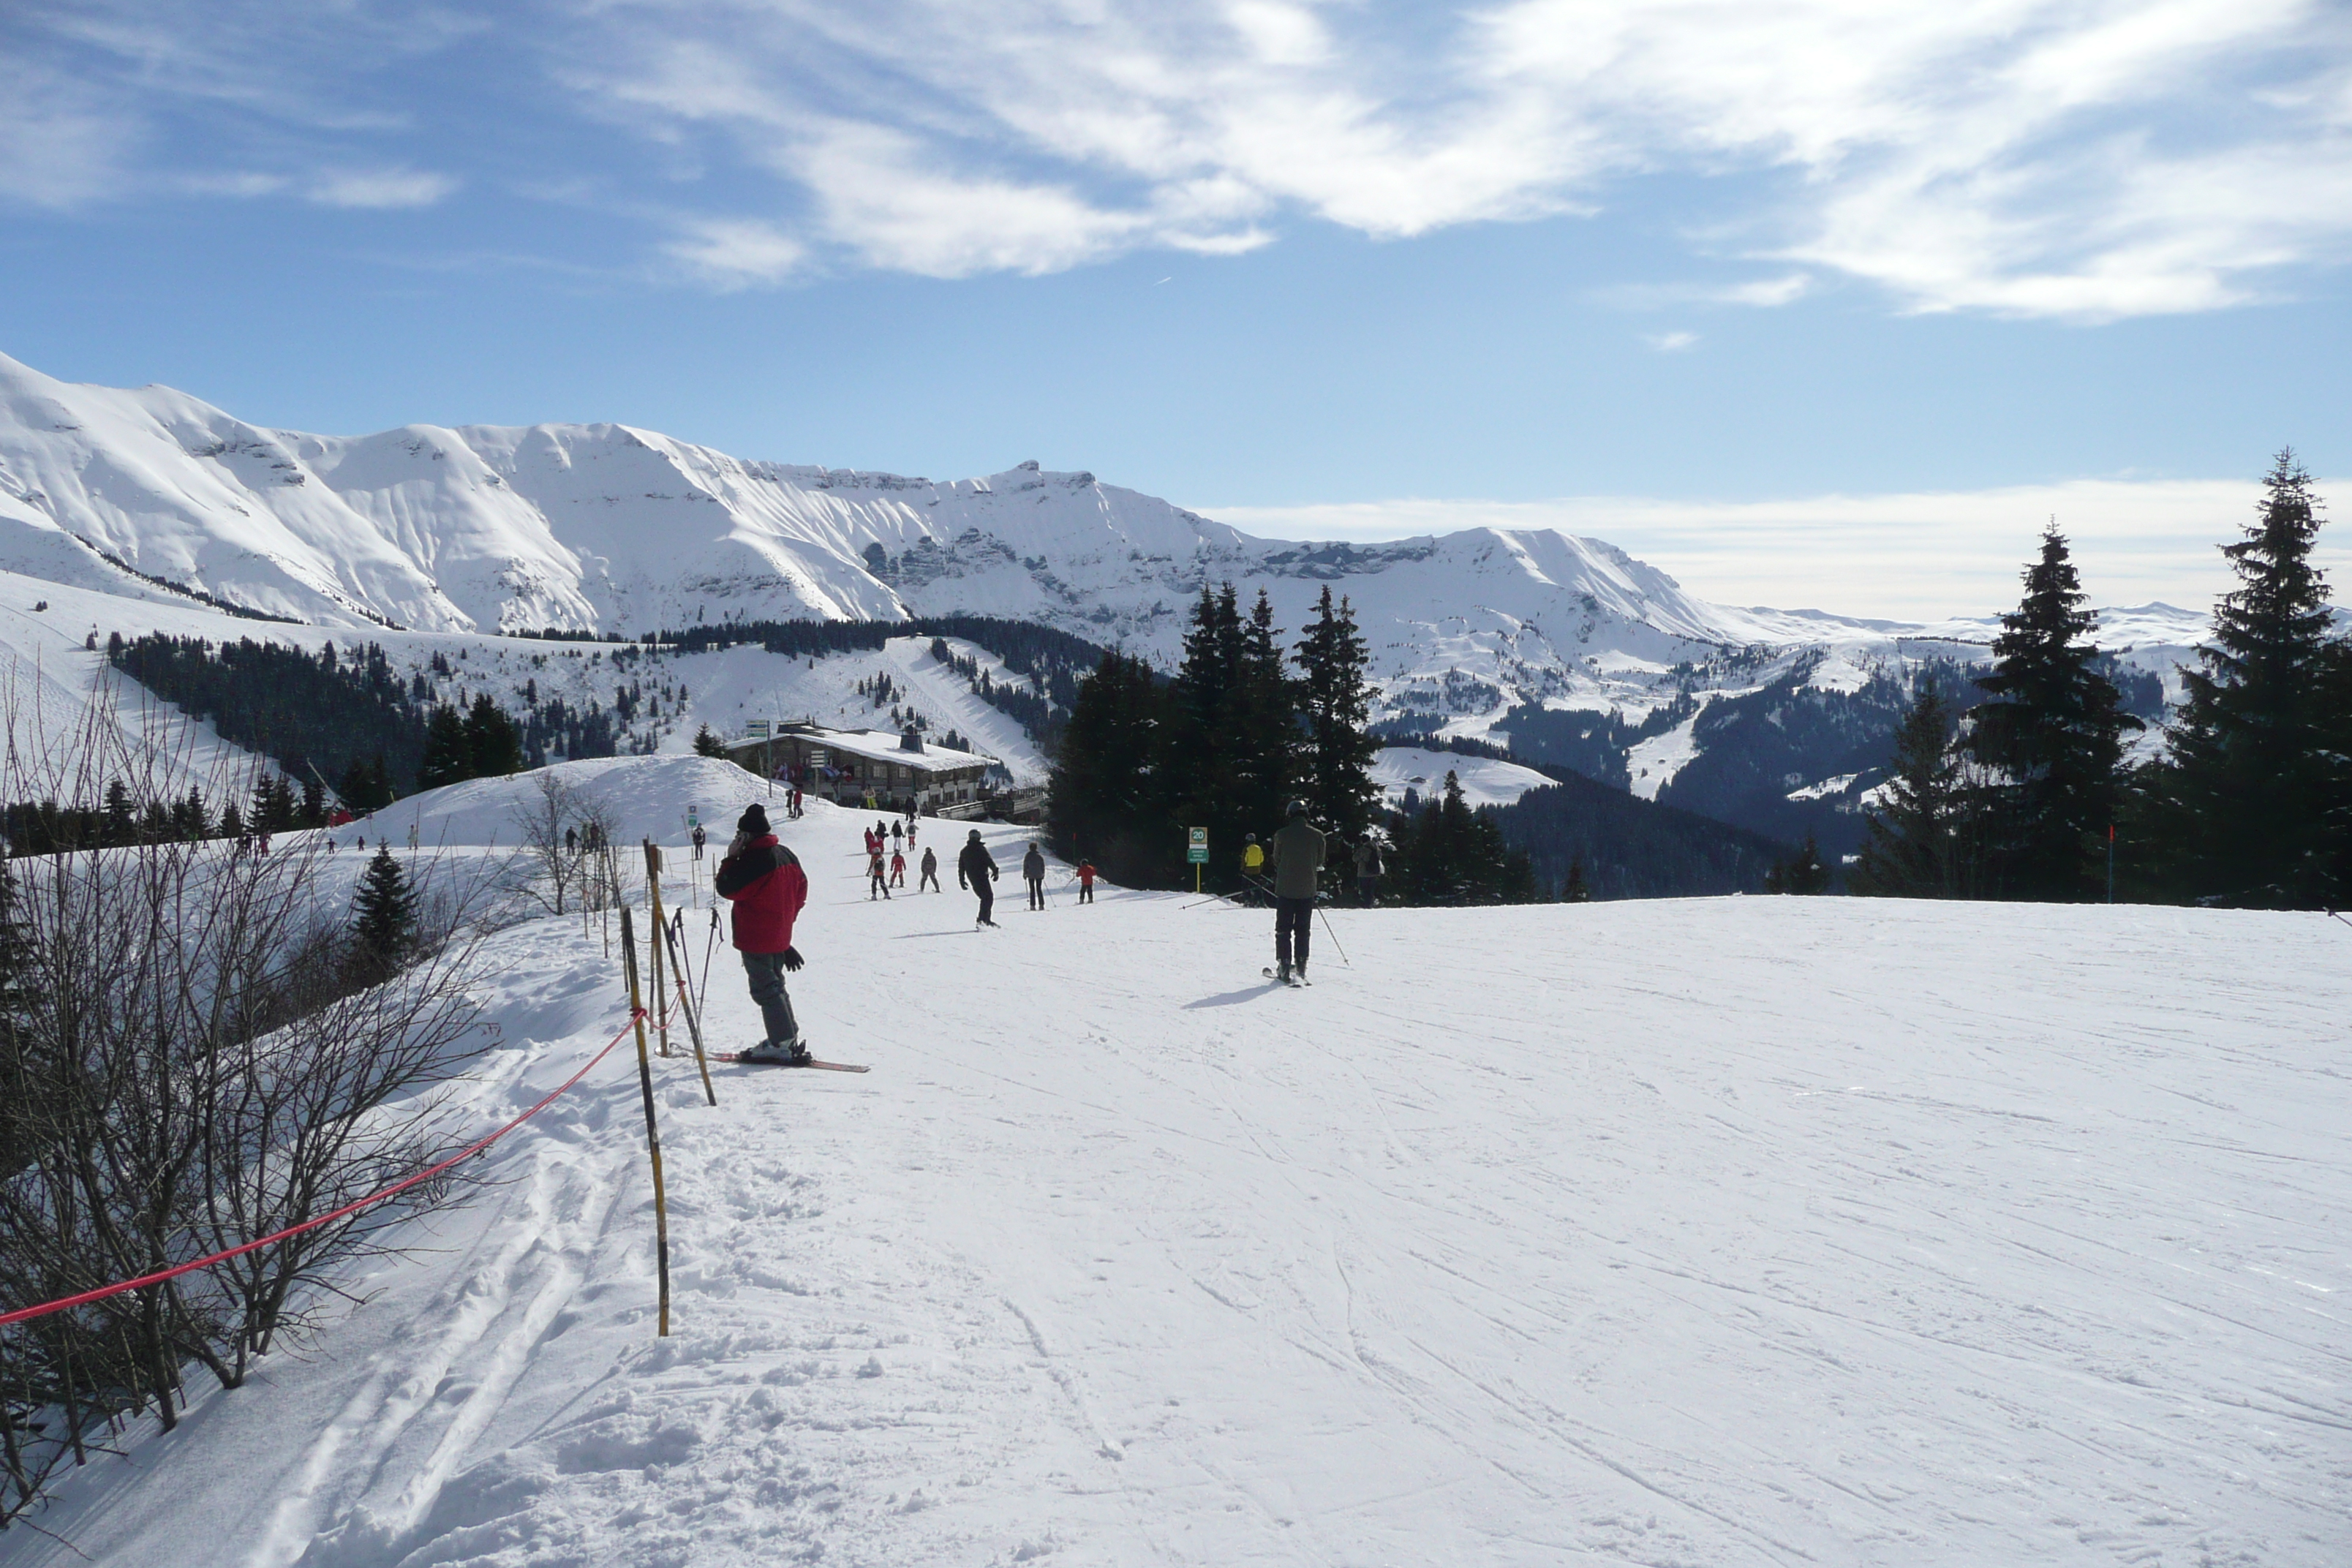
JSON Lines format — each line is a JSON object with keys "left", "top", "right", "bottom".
{"left": 1076, "top": 859, "right": 1096, "bottom": 904}
{"left": 919, "top": 845, "right": 941, "bottom": 892}
{"left": 1022, "top": 842, "right": 1047, "bottom": 911}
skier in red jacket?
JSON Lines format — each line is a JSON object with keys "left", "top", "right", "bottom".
{"left": 1075, "top": 859, "right": 1097, "bottom": 904}
{"left": 715, "top": 802, "right": 811, "bottom": 1064}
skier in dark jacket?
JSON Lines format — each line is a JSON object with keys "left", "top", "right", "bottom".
{"left": 919, "top": 845, "right": 941, "bottom": 892}
{"left": 958, "top": 829, "right": 1000, "bottom": 927}
{"left": 1267, "top": 801, "right": 1325, "bottom": 983}
{"left": 1352, "top": 834, "right": 1383, "bottom": 905}
{"left": 690, "top": 823, "right": 706, "bottom": 861}
{"left": 714, "top": 802, "right": 811, "bottom": 1063}
{"left": 1022, "top": 842, "right": 1047, "bottom": 911}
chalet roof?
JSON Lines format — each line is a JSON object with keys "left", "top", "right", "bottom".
{"left": 728, "top": 725, "right": 994, "bottom": 772}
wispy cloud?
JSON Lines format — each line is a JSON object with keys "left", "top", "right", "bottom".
{"left": 10, "top": 0, "right": 2351, "bottom": 316}
{"left": 665, "top": 216, "right": 807, "bottom": 286}
{"left": 1205, "top": 478, "right": 2349, "bottom": 620}
{"left": 306, "top": 167, "right": 457, "bottom": 209}
{"left": 1646, "top": 331, "right": 1700, "bottom": 352}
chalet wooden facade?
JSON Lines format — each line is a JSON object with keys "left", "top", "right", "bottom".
{"left": 721, "top": 723, "right": 996, "bottom": 812}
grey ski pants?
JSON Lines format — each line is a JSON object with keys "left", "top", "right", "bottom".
{"left": 741, "top": 949, "right": 800, "bottom": 1046}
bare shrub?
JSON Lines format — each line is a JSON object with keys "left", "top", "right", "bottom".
{"left": 0, "top": 674, "right": 493, "bottom": 1529}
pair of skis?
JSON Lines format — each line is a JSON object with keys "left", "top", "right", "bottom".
{"left": 1263, "top": 968, "right": 1313, "bottom": 988}
{"left": 714, "top": 1052, "right": 870, "bottom": 1073}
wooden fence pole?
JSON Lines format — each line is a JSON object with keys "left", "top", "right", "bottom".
{"left": 643, "top": 840, "right": 671, "bottom": 1058}
{"left": 618, "top": 907, "right": 671, "bottom": 1337}
{"left": 662, "top": 915, "right": 719, "bottom": 1107}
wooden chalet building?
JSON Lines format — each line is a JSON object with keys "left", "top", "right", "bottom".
{"left": 721, "top": 722, "right": 998, "bottom": 813}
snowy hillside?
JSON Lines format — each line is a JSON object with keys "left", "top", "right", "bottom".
{"left": 3, "top": 758, "right": 2345, "bottom": 1567}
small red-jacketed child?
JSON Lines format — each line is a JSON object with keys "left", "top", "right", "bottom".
{"left": 1077, "top": 859, "right": 1097, "bottom": 905}
{"left": 889, "top": 849, "right": 907, "bottom": 887}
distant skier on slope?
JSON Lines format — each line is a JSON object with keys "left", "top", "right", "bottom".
{"left": 715, "top": 802, "right": 810, "bottom": 1065}
{"left": 919, "top": 844, "right": 941, "bottom": 892}
{"left": 1242, "top": 834, "right": 1264, "bottom": 878}
{"left": 1023, "top": 842, "right": 1047, "bottom": 911}
{"left": 691, "top": 823, "right": 707, "bottom": 861}
{"left": 959, "top": 829, "right": 1000, "bottom": 927}
{"left": 1352, "top": 834, "right": 1384, "bottom": 906}
{"left": 1076, "top": 858, "right": 1096, "bottom": 904}
{"left": 889, "top": 848, "right": 907, "bottom": 888}
{"left": 867, "top": 846, "right": 892, "bottom": 900}
{"left": 1267, "top": 801, "right": 1325, "bottom": 984}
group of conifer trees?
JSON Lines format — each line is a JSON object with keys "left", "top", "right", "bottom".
{"left": 1855, "top": 451, "right": 2348, "bottom": 908}
{"left": 1049, "top": 584, "right": 1382, "bottom": 889}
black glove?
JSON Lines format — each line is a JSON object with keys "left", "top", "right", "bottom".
{"left": 782, "top": 946, "right": 804, "bottom": 972}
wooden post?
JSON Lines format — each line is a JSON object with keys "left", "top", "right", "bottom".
{"left": 619, "top": 907, "right": 671, "bottom": 1337}
{"left": 644, "top": 840, "right": 671, "bottom": 1058}
{"left": 663, "top": 915, "right": 718, "bottom": 1107}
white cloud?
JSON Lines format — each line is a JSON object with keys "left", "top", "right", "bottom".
{"left": 1205, "top": 478, "right": 2350, "bottom": 620}
{"left": 665, "top": 216, "right": 807, "bottom": 286}
{"left": 0, "top": 57, "right": 138, "bottom": 207}
{"left": 549, "top": 0, "right": 2351, "bottom": 312}
{"left": 13, "top": 0, "right": 2352, "bottom": 314}
{"left": 1646, "top": 330, "right": 1700, "bottom": 352}
{"left": 306, "top": 167, "right": 457, "bottom": 208}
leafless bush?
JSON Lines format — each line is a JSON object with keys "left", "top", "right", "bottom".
{"left": 0, "top": 678, "right": 491, "bottom": 1529}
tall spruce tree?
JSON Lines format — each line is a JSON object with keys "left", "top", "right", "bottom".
{"left": 1226, "top": 590, "right": 1299, "bottom": 843}
{"left": 1388, "top": 772, "right": 1536, "bottom": 905}
{"left": 1293, "top": 587, "right": 1380, "bottom": 841}
{"left": 1046, "top": 649, "right": 1173, "bottom": 886}
{"left": 2140, "top": 451, "right": 2344, "bottom": 906}
{"left": 350, "top": 845, "right": 419, "bottom": 976}
{"left": 1850, "top": 679, "right": 1972, "bottom": 897}
{"left": 1964, "top": 525, "right": 2138, "bottom": 900}
{"left": 418, "top": 704, "right": 472, "bottom": 791}
{"left": 464, "top": 693, "right": 524, "bottom": 778}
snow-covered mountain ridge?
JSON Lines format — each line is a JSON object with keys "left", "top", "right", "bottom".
{"left": 0, "top": 350, "right": 2204, "bottom": 734}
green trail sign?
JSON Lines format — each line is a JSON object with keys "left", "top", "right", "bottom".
{"left": 1187, "top": 827, "right": 1209, "bottom": 864}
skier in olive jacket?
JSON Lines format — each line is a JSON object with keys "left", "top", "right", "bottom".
{"left": 715, "top": 802, "right": 811, "bottom": 1063}
{"left": 1267, "top": 801, "right": 1325, "bottom": 983}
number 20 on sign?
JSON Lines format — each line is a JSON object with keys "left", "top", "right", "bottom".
{"left": 1187, "top": 826, "right": 1208, "bottom": 891}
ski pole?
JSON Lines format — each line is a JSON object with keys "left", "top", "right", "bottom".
{"left": 2329, "top": 909, "right": 2352, "bottom": 932}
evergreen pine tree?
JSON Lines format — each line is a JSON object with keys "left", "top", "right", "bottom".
{"left": 1964, "top": 524, "right": 2139, "bottom": 900}
{"left": 1561, "top": 858, "right": 1591, "bottom": 902}
{"left": 1851, "top": 679, "right": 1971, "bottom": 897}
{"left": 299, "top": 772, "right": 325, "bottom": 827}
{"left": 464, "top": 693, "right": 523, "bottom": 778}
{"left": 102, "top": 779, "right": 135, "bottom": 845}
{"left": 217, "top": 799, "right": 245, "bottom": 838}
{"left": 418, "top": 704, "right": 472, "bottom": 791}
{"left": 693, "top": 723, "right": 728, "bottom": 758}
{"left": 1293, "top": 587, "right": 1380, "bottom": 841}
{"left": 1764, "top": 834, "right": 1833, "bottom": 894}
{"left": 173, "top": 787, "right": 210, "bottom": 841}
{"left": 1227, "top": 590, "right": 1299, "bottom": 842}
{"left": 1046, "top": 650, "right": 1174, "bottom": 886}
{"left": 350, "top": 845, "right": 419, "bottom": 976}
{"left": 2139, "top": 451, "right": 2345, "bottom": 906}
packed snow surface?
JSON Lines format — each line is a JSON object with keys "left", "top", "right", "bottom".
{"left": 4, "top": 764, "right": 2348, "bottom": 1567}
{"left": 1371, "top": 745, "right": 1556, "bottom": 810}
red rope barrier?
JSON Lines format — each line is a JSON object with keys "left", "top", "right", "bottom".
{"left": 0, "top": 1008, "right": 648, "bottom": 1330}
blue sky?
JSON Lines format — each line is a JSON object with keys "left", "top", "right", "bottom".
{"left": 3, "top": 0, "right": 2347, "bottom": 617}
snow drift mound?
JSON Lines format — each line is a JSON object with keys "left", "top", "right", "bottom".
{"left": 354, "top": 754, "right": 791, "bottom": 848}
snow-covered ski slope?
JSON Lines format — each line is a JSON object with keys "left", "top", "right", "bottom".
{"left": 0, "top": 351, "right": 2211, "bottom": 741}
{"left": 6, "top": 761, "right": 2345, "bottom": 1567}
